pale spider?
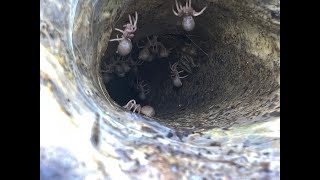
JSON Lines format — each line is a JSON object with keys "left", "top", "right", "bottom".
{"left": 135, "top": 79, "right": 150, "bottom": 101}
{"left": 170, "top": 62, "right": 188, "bottom": 87}
{"left": 172, "top": 0, "right": 207, "bottom": 31}
{"left": 102, "top": 56, "right": 127, "bottom": 77}
{"left": 110, "top": 12, "right": 138, "bottom": 56}
{"left": 101, "top": 56, "right": 118, "bottom": 74}
{"left": 101, "top": 55, "right": 133, "bottom": 78}
{"left": 127, "top": 56, "right": 144, "bottom": 74}
{"left": 137, "top": 35, "right": 157, "bottom": 61}
{"left": 100, "top": 57, "right": 118, "bottom": 83}
{"left": 123, "top": 99, "right": 155, "bottom": 117}
{"left": 138, "top": 35, "right": 172, "bottom": 60}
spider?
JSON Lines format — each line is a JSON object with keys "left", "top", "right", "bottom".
{"left": 101, "top": 56, "right": 119, "bottom": 74}
{"left": 101, "top": 55, "right": 128, "bottom": 77}
{"left": 137, "top": 35, "right": 158, "bottom": 62}
{"left": 172, "top": 0, "right": 207, "bottom": 31}
{"left": 110, "top": 12, "right": 138, "bottom": 56}
{"left": 127, "top": 56, "right": 144, "bottom": 74}
{"left": 158, "top": 43, "right": 172, "bottom": 58}
{"left": 123, "top": 100, "right": 155, "bottom": 117}
{"left": 123, "top": 99, "right": 141, "bottom": 113}
{"left": 135, "top": 79, "right": 150, "bottom": 101}
{"left": 138, "top": 35, "right": 172, "bottom": 61}
{"left": 170, "top": 62, "right": 188, "bottom": 87}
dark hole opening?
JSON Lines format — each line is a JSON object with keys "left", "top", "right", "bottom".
{"left": 98, "top": 1, "right": 280, "bottom": 131}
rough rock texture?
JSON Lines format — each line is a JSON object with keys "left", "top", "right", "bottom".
{"left": 40, "top": 0, "right": 280, "bottom": 179}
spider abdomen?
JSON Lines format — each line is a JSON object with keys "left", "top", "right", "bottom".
{"left": 182, "top": 16, "right": 195, "bottom": 31}
{"left": 138, "top": 92, "right": 146, "bottom": 100}
{"left": 172, "top": 76, "right": 183, "bottom": 87}
{"left": 141, "top": 105, "right": 155, "bottom": 117}
{"left": 117, "top": 39, "right": 132, "bottom": 56}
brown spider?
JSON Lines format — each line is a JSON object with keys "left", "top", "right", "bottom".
{"left": 170, "top": 62, "right": 188, "bottom": 87}
{"left": 172, "top": 0, "right": 207, "bottom": 31}
{"left": 110, "top": 12, "right": 138, "bottom": 56}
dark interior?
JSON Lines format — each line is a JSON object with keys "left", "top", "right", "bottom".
{"left": 99, "top": 0, "right": 280, "bottom": 132}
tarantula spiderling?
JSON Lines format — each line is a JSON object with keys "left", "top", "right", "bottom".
{"left": 137, "top": 36, "right": 158, "bottom": 62}
{"left": 101, "top": 58, "right": 118, "bottom": 83}
{"left": 127, "top": 56, "right": 143, "bottom": 74}
{"left": 110, "top": 12, "right": 138, "bottom": 56}
{"left": 101, "top": 57, "right": 116, "bottom": 74}
{"left": 123, "top": 100, "right": 155, "bottom": 117}
{"left": 170, "top": 62, "right": 188, "bottom": 87}
{"left": 138, "top": 47, "right": 152, "bottom": 61}
{"left": 113, "top": 56, "right": 128, "bottom": 77}
{"left": 135, "top": 79, "right": 150, "bottom": 101}
{"left": 158, "top": 43, "right": 172, "bottom": 58}
{"left": 172, "top": 0, "right": 207, "bottom": 31}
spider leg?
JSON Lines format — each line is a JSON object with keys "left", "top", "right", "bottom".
{"left": 128, "top": 34, "right": 134, "bottom": 39}
{"left": 180, "top": 74, "right": 188, "bottom": 79}
{"left": 133, "top": 11, "right": 138, "bottom": 27}
{"left": 141, "top": 84, "right": 148, "bottom": 89}
{"left": 115, "top": 28, "right": 124, "bottom": 33}
{"left": 128, "top": 14, "right": 133, "bottom": 25}
{"left": 133, "top": 104, "right": 141, "bottom": 113}
{"left": 179, "top": 2, "right": 183, "bottom": 12}
{"left": 137, "top": 105, "right": 141, "bottom": 114}
{"left": 123, "top": 102, "right": 130, "bottom": 109}
{"left": 173, "top": 62, "right": 178, "bottom": 69}
{"left": 169, "top": 62, "right": 174, "bottom": 71}
{"left": 136, "top": 42, "right": 145, "bottom": 49}
{"left": 193, "top": 6, "right": 207, "bottom": 16}
{"left": 147, "top": 36, "right": 153, "bottom": 47}
{"left": 109, "top": 37, "right": 123, "bottom": 42}
{"left": 124, "top": 99, "right": 136, "bottom": 109}
{"left": 172, "top": 5, "right": 180, "bottom": 16}
{"left": 136, "top": 59, "right": 144, "bottom": 65}
{"left": 175, "top": 0, "right": 181, "bottom": 11}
